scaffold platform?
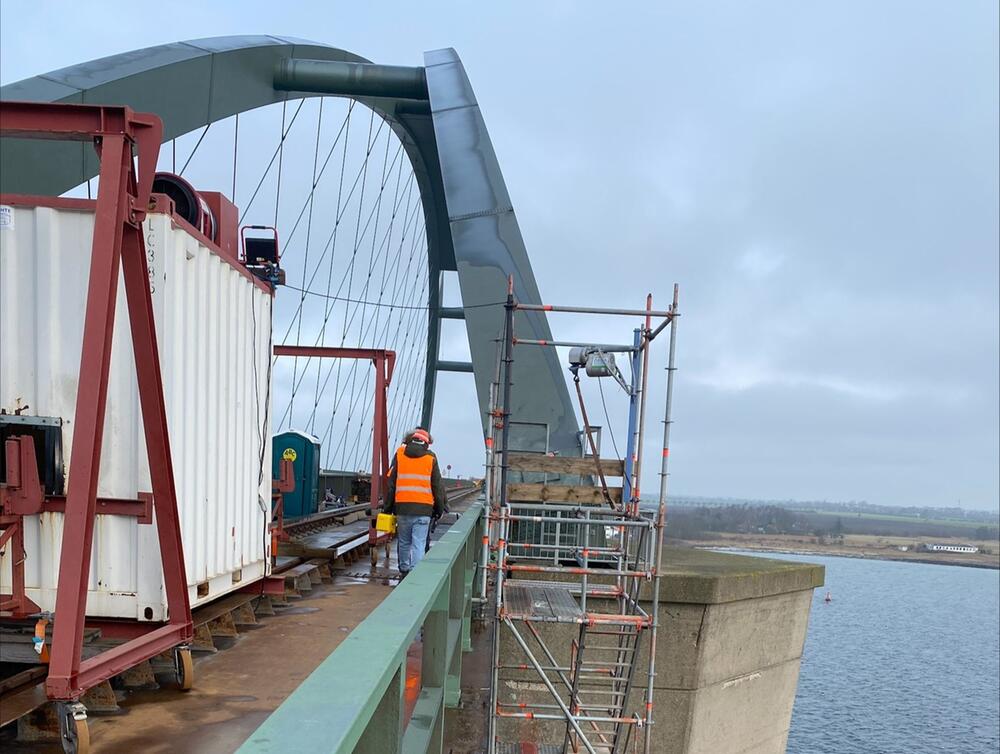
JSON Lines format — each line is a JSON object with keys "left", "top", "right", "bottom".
{"left": 481, "top": 281, "right": 681, "bottom": 754}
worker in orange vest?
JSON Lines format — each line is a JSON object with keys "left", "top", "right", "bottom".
{"left": 384, "top": 427, "right": 447, "bottom": 578}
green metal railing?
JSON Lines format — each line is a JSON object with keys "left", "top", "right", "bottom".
{"left": 238, "top": 502, "right": 483, "bottom": 753}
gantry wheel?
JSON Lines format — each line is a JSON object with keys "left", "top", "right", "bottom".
{"left": 174, "top": 645, "right": 194, "bottom": 691}
{"left": 57, "top": 702, "right": 89, "bottom": 754}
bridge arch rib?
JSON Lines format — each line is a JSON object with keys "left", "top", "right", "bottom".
{"left": 0, "top": 35, "right": 579, "bottom": 457}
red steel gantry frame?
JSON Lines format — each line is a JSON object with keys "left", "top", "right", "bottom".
{"left": 0, "top": 102, "right": 194, "bottom": 701}
{"left": 271, "top": 345, "right": 396, "bottom": 561}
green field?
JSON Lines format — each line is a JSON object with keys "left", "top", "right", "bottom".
{"left": 793, "top": 508, "right": 985, "bottom": 529}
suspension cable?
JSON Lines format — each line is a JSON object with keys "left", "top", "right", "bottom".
{"left": 382, "top": 240, "right": 431, "bottom": 456}
{"left": 279, "top": 284, "right": 505, "bottom": 312}
{"left": 349, "top": 201, "right": 428, "bottom": 468}
{"left": 319, "top": 215, "right": 427, "bottom": 465}
{"left": 276, "top": 183, "right": 424, "bottom": 433}
{"left": 598, "top": 377, "right": 623, "bottom": 464}
{"left": 232, "top": 112, "right": 239, "bottom": 201}
{"left": 349, "top": 269, "right": 428, "bottom": 470}
{"left": 274, "top": 110, "right": 383, "bottom": 428}
{"left": 269, "top": 101, "right": 361, "bottom": 263}
{"left": 305, "top": 110, "right": 376, "bottom": 434}
{"left": 162, "top": 97, "right": 442, "bottom": 478}
{"left": 341, "top": 249, "right": 428, "bottom": 469}
{"left": 324, "top": 222, "right": 428, "bottom": 467}
{"left": 273, "top": 100, "right": 288, "bottom": 228}
{"left": 290, "top": 97, "right": 326, "bottom": 425}
{"left": 318, "top": 100, "right": 355, "bottom": 350}
{"left": 306, "top": 151, "right": 411, "bottom": 433}
{"left": 179, "top": 123, "right": 211, "bottom": 176}
{"left": 238, "top": 98, "right": 306, "bottom": 223}
{"left": 277, "top": 120, "right": 399, "bottom": 347}
{"left": 274, "top": 120, "right": 410, "bottom": 434}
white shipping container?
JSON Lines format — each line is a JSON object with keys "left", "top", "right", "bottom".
{"left": 0, "top": 200, "right": 273, "bottom": 620}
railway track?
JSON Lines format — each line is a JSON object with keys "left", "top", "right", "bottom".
{"left": 281, "top": 503, "right": 372, "bottom": 538}
{"left": 283, "top": 484, "right": 482, "bottom": 541}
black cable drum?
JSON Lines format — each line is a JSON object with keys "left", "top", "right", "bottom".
{"left": 151, "top": 172, "right": 217, "bottom": 242}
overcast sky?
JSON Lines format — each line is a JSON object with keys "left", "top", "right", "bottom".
{"left": 2, "top": 1, "right": 997, "bottom": 511}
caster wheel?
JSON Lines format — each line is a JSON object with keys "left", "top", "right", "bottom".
{"left": 57, "top": 702, "right": 89, "bottom": 754}
{"left": 174, "top": 646, "right": 194, "bottom": 691}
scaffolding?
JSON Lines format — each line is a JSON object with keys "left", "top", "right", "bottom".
{"left": 482, "top": 279, "right": 680, "bottom": 754}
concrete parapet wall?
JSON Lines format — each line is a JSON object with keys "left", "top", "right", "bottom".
{"left": 496, "top": 547, "right": 824, "bottom": 753}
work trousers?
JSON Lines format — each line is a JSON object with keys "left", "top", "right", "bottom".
{"left": 396, "top": 514, "right": 431, "bottom": 574}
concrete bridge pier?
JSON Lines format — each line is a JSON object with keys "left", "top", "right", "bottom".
{"left": 490, "top": 549, "right": 825, "bottom": 753}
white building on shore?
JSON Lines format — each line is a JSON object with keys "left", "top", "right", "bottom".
{"left": 926, "top": 543, "right": 979, "bottom": 554}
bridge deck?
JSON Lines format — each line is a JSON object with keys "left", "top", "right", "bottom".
{"left": 0, "top": 496, "right": 479, "bottom": 754}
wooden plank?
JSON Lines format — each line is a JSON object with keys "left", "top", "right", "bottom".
{"left": 281, "top": 563, "right": 320, "bottom": 579}
{"left": 0, "top": 627, "right": 100, "bottom": 643}
{"left": 0, "top": 667, "right": 46, "bottom": 696}
{"left": 0, "top": 675, "right": 47, "bottom": 727}
{"left": 191, "top": 592, "right": 254, "bottom": 626}
{"left": 277, "top": 542, "right": 340, "bottom": 559}
{"left": 294, "top": 520, "right": 369, "bottom": 549}
{"left": 507, "top": 452, "right": 625, "bottom": 477}
{"left": 507, "top": 483, "right": 622, "bottom": 505}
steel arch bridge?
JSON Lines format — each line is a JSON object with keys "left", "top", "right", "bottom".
{"left": 0, "top": 36, "right": 580, "bottom": 462}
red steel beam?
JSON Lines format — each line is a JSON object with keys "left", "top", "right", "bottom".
{"left": 239, "top": 575, "right": 287, "bottom": 597}
{"left": 0, "top": 101, "right": 134, "bottom": 139}
{"left": 272, "top": 344, "right": 396, "bottom": 384}
{"left": 1, "top": 436, "right": 44, "bottom": 515}
{"left": 370, "top": 352, "right": 389, "bottom": 547}
{"left": 271, "top": 346, "right": 396, "bottom": 552}
{"left": 45, "top": 131, "right": 133, "bottom": 698}
{"left": 120, "top": 214, "right": 191, "bottom": 637}
{"left": 0, "top": 101, "right": 191, "bottom": 700}
{"left": 42, "top": 493, "right": 153, "bottom": 524}
{"left": 0, "top": 101, "right": 160, "bottom": 223}
{"left": 3, "top": 436, "right": 153, "bottom": 522}
{"left": 0, "top": 518, "right": 41, "bottom": 615}
{"left": 73, "top": 624, "right": 191, "bottom": 691}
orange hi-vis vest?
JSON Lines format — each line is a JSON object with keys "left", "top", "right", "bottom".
{"left": 395, "top": 447, "right": 435, "bottom": 506}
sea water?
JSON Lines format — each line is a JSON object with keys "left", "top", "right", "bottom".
{"left": 747, "top": 552, "right": 1000, "bottom": 754}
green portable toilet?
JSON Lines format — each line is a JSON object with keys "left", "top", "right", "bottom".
{"left": 272, "top": 430, "right": 321, "bottom": 519}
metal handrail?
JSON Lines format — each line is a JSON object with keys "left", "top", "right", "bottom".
{"left": 238, "top": 501, "right": 484, "bottom": 753}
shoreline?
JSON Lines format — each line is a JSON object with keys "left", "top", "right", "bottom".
{"left": 678, "top": 541, "right": 1000, "bottom": 570}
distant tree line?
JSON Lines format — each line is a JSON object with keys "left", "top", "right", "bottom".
{"left": 664, "top": 504, "right": 1000, "bottom": 542}
{"left": 975, "top": 526, "right": 998, "bottom": 542}
{"left": 666, "top": 505, "right": 810, "bottom": 540}
{"left": 660, "top": 495, "right": 999, "bottom": 526}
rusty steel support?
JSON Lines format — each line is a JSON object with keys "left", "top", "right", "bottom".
{"left": 0, "top": 439, "right": 42, "bottom": 618}
{"left": 0, "top": 101, "right": 193, "bottom": 702}
{"left": 270, "top": 458, "right": 296, "bottom": 551}
{"left": 0, "top": 515, "right": 41, "bottom": 615}
{"left": 271, "top": 345, "right": 396, "bottom": 559}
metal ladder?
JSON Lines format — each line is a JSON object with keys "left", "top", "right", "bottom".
{"left": 564, "top": 621, "right": 646, "bottom": 753}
